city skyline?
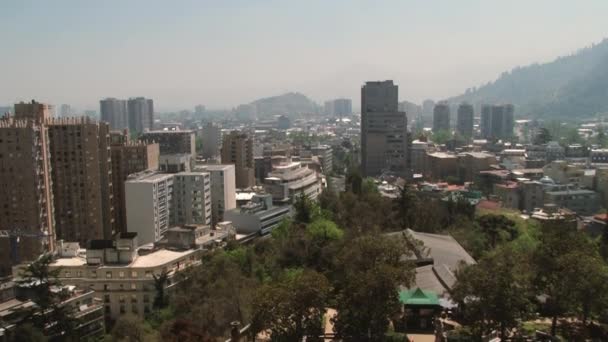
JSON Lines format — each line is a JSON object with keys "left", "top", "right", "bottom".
{"left": 1, "top": 0, "right": 607, "bottom": 111}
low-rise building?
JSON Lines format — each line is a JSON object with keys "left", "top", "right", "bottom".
{"left": 590, "top": 149, "right": 608, "bottom": 163}
{"left": 543, "top": 160, "right": 585, "bottom": 186}
{"left": 544, "top": 187, "right": 599, "bottom": 216}
{"left": 264, "top": 162, "right": 322, "bottom": 204}
{"left": 425, "top": 152, "right": 458, "bottom": 181}
{"left": 224, "top": 194, "right": 291, "bottom": 235}
{"left": 140, "top": 130, "right": 196, "bottom": 159}
{"left": 457, "top": 152, "right": 496, "bottom": 182}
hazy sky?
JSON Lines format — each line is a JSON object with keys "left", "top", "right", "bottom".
{"left": 1, "top": 0, "right": 607, "bottom": 111}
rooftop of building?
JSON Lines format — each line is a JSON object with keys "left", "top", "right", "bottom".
{"left": 427, "top": 152, "right": 457, "bottom": 159}
{"left": 459, "top": 151, "right": 495, "bottom": 159}
{"left": 51, "top": 247, "right": 197, "bottom": 269}
{"left": 126, "top": 170, "right": 174, "bottom": 182}
{"left": 545, "top": 188, "right": 597, "bottom": 195}
{"left": 197, "top": 164, "right": 234, "bottom": 171}
{"left": 141, "top": 129, "right": 194, "bottom": 134}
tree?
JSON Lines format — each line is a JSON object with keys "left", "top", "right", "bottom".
{"left": 452, "top": 246, "right": 534, "bottom": 339}
{"left": 293, "top": 193, "right": 316, "bottom": 224}
{"left": 476, "top": 214, "right": 517, "bottom": 250}
{"left": 393, "top": 185, "right": 417, "bottom": 229}
{"left": 16, "top": 254, "right": 77, "bottom": 337}
{"left": 152, "top": 270, "right": 170, "bottom": 309}
{"left": 533, "top": 224, "right": 606, "bottom": 336}
{"left": 533, "top": 127, "right": 552, "bottom": 145}
{"left": 306, "top": 219, "right": 344, "bottom": 244}
{"left": 332, "top": 235, "right": 415, "bottom": 340}
{"left": 251, "top": 270, "right": 330, "bottom": 341}
{"left": 11, "top": 323, "right": 48, "bottom": 342}
{"left": 111, "top": 314, "right": 158, "bottom": 341}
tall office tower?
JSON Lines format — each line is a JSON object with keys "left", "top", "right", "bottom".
{"left": 14, "top": 100, "right": 51, "bottom": 122}
{"left": 127, "top": 97, "right": 154, "bottom": 134}
{"left": 422, "top": 99, "right": 435, "bottom": 116}
{"left": 201, "top": 122, "right": 221, "bottom": 159}
{"left": 503, "top": 104, "right": 515, "bottom": 139}
{"left": 333, "top": 98, "right": 352, "bottom": 117}
{"left": 46, "top": 117, "right": 114, "bottom": 243}
{"left": 194, "top": 105, "right": 206, "bottom": 116}
{"left": 432, "top": 103, "right": 451, "bottom": 133}
{"left": 171, "top": 172, "right": 212, "bottom": 226}
{"left": 196, "top": 164, "right": 237, "bottom": 225}
{"left": 0, "top": 116, "right": 55, "bottom": 275}
{"left": 221, "top": 131, "right": 255, "bottom": 188}
{"left": 59, "top": 104, "right": 72, "bottom": 117}
{"left": 100, "top": 98, "right": 128, "bottom": 130}
{"left": 480, "top": 104, "right": 515, "bottom": 140}
{"left": 360, "top": 80, "right": 408, "bottom": 177}
{"left": 110, "top": 131, "right": 160, "bottom": 233}
{"left": 456, "top": 103, "right": 474, "bottom": 138}
{"left": 140, "top": 130, "right": 196, "bottom": 158}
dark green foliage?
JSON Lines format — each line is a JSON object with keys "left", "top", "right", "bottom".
{"left": 250, "top": 270, "right": 330, "bottom": 341}
{"left": 152, "top": 270, "right": 169, "bottom": 309}
{"left": 452, "top": 245, "right": 535, "bottom": 339}
{"left": 11, "top": 323, "right": 48, "bottom": 342}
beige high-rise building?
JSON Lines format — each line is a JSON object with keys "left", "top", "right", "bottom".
{"left": 221, "top": 131, "right": 255, "bottom": 188}
{"left": 47, "top": 117, "right": 114, "bottom": 243}
{"left": 110, "top": 131, "right": 159, "bottom": 233}
{"left": 200, "top": 122, "right": 221, "bottom": 160}
{"left": 361, "top": 81, "right": 408, "bottom": 177}
{"left": 14, "top": 100, "right": 52, "bottom": 122}
{"left": 0, "top": 114, "right": 55, "bottom": 276}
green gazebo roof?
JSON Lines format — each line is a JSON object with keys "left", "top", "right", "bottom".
{"left": 399, "top": 288, "right": 440, "bottom": 306}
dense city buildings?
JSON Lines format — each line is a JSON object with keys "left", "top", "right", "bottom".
{"left": 480, "top": 104, "right": 514, "bottom": 140}
{"left": 432, "top": 103, "right": 451, "bottom": 133}
{"left": 140, "top": 130, "right": 196, "bottom": 158}
{"left": 14, "top": 100, "right": 51, "bottom": 121}
{"left": 127, "top": 97, "right": 154, "bottom": 134}
{"left": 324, "top": 98, "right": 352, "bottom": 118}
{"left": 46, "top": 117, "right": 115, "bottom": 243}
{"left": 195, "top": 164, "right": 237, "bottom": 225}
{"left": 110, "top": 131, "right": 160, "bottom": 233}
{"left": 360, "top": 80, "right": 408, "bottom": 177}
{"left": 456, "top": 103, "right": 474, "bottom": 138}
{"left": 200, "top": 122, "right": 221, "bottom": 159}
{"left": 0, "top": 112, "right": 55, "bottom": 276}
{"left": 100, "top": 98, "right": 128, "bottom": 130}
{"left": 221, "top": 131, "right": 255, "bottom": 188}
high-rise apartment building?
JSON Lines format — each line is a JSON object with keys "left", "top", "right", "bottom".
{"left": 432, "top": 103, "right": 451, "bottom": 133}
{"left": 0, "top": 115, "right": 55, "bottom": 275}
{"left": 200, "top": 122, "right": 221, "bottom": 159}
{"left": 140, "top": 130, "right": 196, "bottom": 159}
{"left": 100, "top": 98, "right": 128, "bottom": 130}
{"left": 14, "top": 100, "right": 51, "bottom": 122}
{"left": 125, "top": 170, "right": 212, "bottom": 245}
{"left": 110, "top": 131, "right": 159, "bottom": 233}
{"left": 221, "top": 131, "right": 255, "bottom": 188}
{"left": 481, "top": 104, "right": 515, "bottom": 140}
{"left": 46, "top": 117, "right": 114, "bottom": 243}
{"left": 59, "top": 104, "right": 73, "bottom": 118}
{"left": 127, "top": 97, "right": 154, "bottom": 134}
{"left": 456, "top": 103, "right": 474, "bottom": 138}
{"left": 324, "top": 98, "right": 352, "bottom": 117}
{"left": 196, "top": 164, "right": 236, "bottom": 225}
{"left": 360, "top": 81, "right": 408, "bottom": 177}
{"left": 171, "top": 172, "right": 212, "bottom": 227}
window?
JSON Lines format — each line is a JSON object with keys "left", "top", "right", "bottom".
{"left": 131, "top": 295, "right": 137, "bottom": 304}
{"left": 119, "top": 271, "right": 125, "bottom": 278}
{"left": 131, "top": 271, "right": 138, "bottom": 278}
{"left": 131, "top": 283, "right": 137, "bottom": 290}
{"left": 120, "top": 305, "right": 126, "bottom": 314}
{"left": 106, "top": 271, "right": 112, "bottom": 279}
{"left": 143, "top": 295, "right": 150, "bottom": 303}
{"left": 119, "top": 295, "right": 125, "bottom": 303}
{"left": 91, "top": 270, "right": 97, "bottom": 278}
{"left": 104, "top": 295, "right": 110, "bottom": 303}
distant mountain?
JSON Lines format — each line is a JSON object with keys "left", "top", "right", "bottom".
{"left": 448, "top": 38, "right": 608, "bottom": 119}
{"left": 250, "top": 92, "right": 320, "bottom": 118}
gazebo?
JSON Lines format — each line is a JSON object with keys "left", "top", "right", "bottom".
{"left": 398, "top": 288, "right": 442, "bottom": 332}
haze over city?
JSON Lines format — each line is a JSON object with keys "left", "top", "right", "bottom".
{"left": 1, "top": 0, "right": 607, "bottom": 110}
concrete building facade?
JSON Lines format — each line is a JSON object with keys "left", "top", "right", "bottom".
{"left": 47, "top": 117, "right": 114, "bottom": 244}
{"left": 171, "top": 172, "right": 212, "bottom": 227}
{"left": 127, "top": 97, "right": 154, "bottom": 134}
{"left": 0, "top": 114, "right": 55, "bottom": 275}
{"left": 264, "top": 161, "right": 322, "bottom": 204}
{"left": 456, "top": 103, "right": 474, "bottom": 138}
{"left": 221, "top": 131, "right": 255, "bottom": 188}
{"left": 100, "top": 98, "right": 128, "bottom": 131}
{"left": 432, "top": 103, "right": 450, "bottom": 133}
{"left": 481, "top": 104, "right": 514, "bottom": 140}
{"left": 140, "top": 130, "right": 196, "bottom": 159}
{"left": 200, "top": 122, "right": 221, "bottom": 160}
{"left": 195, "top": 164, "right": 237, "bottom": 225}
{"left": 360, "top": 80, "right": 408, "bottom": 177}
{"left": 110, "top": 131, "right": 159, "bottom": 233}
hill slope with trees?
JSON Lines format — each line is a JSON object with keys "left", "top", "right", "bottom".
{"left": 449, "top": 38, "right": 608, "bottom": 119}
